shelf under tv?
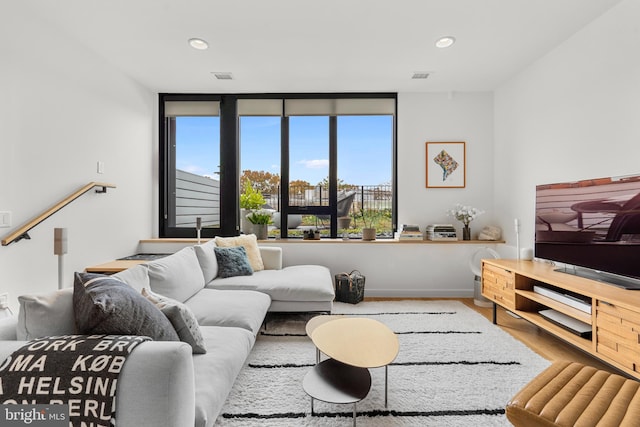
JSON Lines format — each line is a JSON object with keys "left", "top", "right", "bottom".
{"left": 481, "top": 259, "right": 640, "bottom": 381}
{"left": 538, "top": 309, "right": 592, "bottom": 339}
{"left": 532, "top": 284, "right": 591, "bottom": 314}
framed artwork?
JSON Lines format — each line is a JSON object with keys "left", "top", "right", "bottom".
{"left": 425, "top": 142, "right": 466, "bottom": 188}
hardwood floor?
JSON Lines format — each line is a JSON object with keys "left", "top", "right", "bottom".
{"left": 460, "top": 299, "right": 616, "bottom": 373}
{"left": 367, "top": 297, "right": 618, "bottom": 376}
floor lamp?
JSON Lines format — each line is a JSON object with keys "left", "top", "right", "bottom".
{"left": 54, "top": 228, "right": 67, "bottom": 289}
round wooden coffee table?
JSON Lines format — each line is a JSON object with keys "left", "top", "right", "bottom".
{"left": 309, "top": 317, "right": 399, "bottom": 407}
{"left": 302, "top": 358, "right": 371, "bottom": 427}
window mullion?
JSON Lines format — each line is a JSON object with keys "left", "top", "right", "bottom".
{"left": 280, "top": 116, "right": 290, "bottom": 239}
{"left": 219, "top": 96, "right": 238, "bottom": 236}
{"left": 329, "top": 116, "right": 338, "bottom": 238}
{"left": 167, "top": 118, "right": 177, "bottom": 228}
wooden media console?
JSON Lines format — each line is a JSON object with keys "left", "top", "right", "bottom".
{"left": 482, "top": 259, "right": 640, "bottom": 380}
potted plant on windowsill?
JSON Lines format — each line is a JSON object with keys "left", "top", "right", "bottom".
{"left": 240, "top": 180, "right": 266, "bottom": 234}
{"left": 246, "top": 209, "right": 272, "bottom": 240}
{"left": 360, "top": 208, "right": 380, "bottom": 241}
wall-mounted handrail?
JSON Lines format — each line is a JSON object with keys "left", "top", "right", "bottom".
{"left": 1, "top": 182, "right": 116, "bottom": 246}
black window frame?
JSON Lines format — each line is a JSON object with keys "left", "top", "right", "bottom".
{"left": 159, "top": 92, "right": 397, "bottom": 239}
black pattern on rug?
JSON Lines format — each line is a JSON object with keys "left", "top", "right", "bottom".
{"left": 223, "top": 408, "right": 506, "bottom": 420}
{"left": 215, "top": 301, "right": 550, "bottom": 426}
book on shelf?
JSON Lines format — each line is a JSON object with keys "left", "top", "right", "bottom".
{"left": 396, "top": 224, "right": 424, "bottom": 240}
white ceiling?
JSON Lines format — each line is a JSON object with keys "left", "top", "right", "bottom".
{"left": 21, "top": 0, "right": 621, "bottom": 93}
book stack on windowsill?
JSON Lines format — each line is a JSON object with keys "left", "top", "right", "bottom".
{"left": 398, "top": 224, "right": 424, "bottom": 241}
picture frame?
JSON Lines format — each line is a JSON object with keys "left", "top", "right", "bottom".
{"left": 425, "top": 141, "right": 466, "bottom": 188}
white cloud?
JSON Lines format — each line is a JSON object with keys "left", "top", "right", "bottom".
{"left": 182, "top": 165, "right": 203, "bottom": 174}
{"left": 298, "top": 159, "right": 329, "bottom": 169}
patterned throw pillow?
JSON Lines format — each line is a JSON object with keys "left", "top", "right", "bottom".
{"left": 73, "top": 272, "right": 179, "bottom": 341}
{"left": 142, "top": 288, "right": 207, "bottom": 354}
{"left": 214, "top": 246, "right": 254, "bottom": 279}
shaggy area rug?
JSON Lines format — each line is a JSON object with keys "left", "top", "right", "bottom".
{"left": 214, "top": 300, "right": 550, "bottom": 426}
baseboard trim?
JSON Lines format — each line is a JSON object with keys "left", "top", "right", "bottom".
{"left": 363, "top": 289, "right": 474, "bottom": 298}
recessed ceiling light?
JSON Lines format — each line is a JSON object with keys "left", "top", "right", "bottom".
{"left": 212, "top": 72, "right": 233, "bottom": 80}
{"left": 435, "top": 36, "right": 456, "bottom": 49}
{"left": 188, "top": 38, "right": 209, "bottom": 50}
{"left": 412, "top": 72, "right": 430, "bottom": 79}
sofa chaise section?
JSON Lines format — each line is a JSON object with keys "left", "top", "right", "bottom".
{"left": 208, "top": 265, "right": 335, "bottom": 312}
{"left": 192, "top": 239, "right": 334, "bottom": 313}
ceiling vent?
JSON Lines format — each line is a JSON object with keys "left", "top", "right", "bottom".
{"left": 411, "top": 72, "right": 430, "bottom": 79}
{"left": 212, "top": 72, "right": 233, "bottom": 80}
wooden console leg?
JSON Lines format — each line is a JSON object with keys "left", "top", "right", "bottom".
{"left": 492, "top": 302, "right": 497, "bottom": 325}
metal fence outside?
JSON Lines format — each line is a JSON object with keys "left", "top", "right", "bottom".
{"left": 265, "top": 184, "right": 392, "bottom": 216}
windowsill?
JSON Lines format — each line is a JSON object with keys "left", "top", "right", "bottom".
{"left": 141, "top": 238, "right": 505, "bottom": 244}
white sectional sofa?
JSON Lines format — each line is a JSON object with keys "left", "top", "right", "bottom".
{"left": 0, "top": 239, "right": 335, "bottom": 427}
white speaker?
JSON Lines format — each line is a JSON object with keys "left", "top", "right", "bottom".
{"left": 54, "top": 228, "right": 68, "bottom": 255}
{"left": 521, "top": 248, "right": 534, "bottom": 261}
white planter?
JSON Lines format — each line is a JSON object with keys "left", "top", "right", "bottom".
{"left": 241, "top": 208, "right": 252, "bottom": 234}
{"left": 252, "top": 223, "right": 268, "bottom": 240}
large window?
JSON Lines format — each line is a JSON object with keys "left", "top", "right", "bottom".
{"left": 160, "top": 94, "right": 396, "bottom": 239}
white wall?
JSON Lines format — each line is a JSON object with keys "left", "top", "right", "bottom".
{"left": 397, "top": 92, "right": 495, "bottom": 233}
{"left": 494, "top": 0, "right": 640, "bottom": 257}
{"left": 272, "top": 242, "right": 499, "bottom": 298}
{"left": 0, "top": 7, "right": 155, "bottom": 311}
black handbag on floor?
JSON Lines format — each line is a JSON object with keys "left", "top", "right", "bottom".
{"left": 334, "top": 270, "right": 365, "bottom": 304}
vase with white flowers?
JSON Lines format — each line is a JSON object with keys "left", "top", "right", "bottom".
{"left": 447, "top": 204, "right": 484, "bottom": 240}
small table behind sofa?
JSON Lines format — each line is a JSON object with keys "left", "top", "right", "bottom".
{"left": 86, "top": 259, "right": 147, "bottom": 274}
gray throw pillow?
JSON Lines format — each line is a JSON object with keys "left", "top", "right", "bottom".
{"left": 146, "top": 247, "right": 205, "bottom": 303}
{"left": 73, "top": 272, "right": 179, "bottom": 342}
{"left": 142, "top": 288, "right": 207, "bottom": 354}
{"left": 194, "top": 239, "right": 218, "bottom": 283}
{"left": 214, "top": 246, "right": 254, "bottom": 279}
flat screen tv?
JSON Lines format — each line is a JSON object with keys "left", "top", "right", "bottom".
{"left": 535, "top": 173, "right": 640, "bottom": 289}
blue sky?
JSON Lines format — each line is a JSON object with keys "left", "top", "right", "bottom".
{"left": 176, "top": 115, "right": 392, "bottom": 186}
